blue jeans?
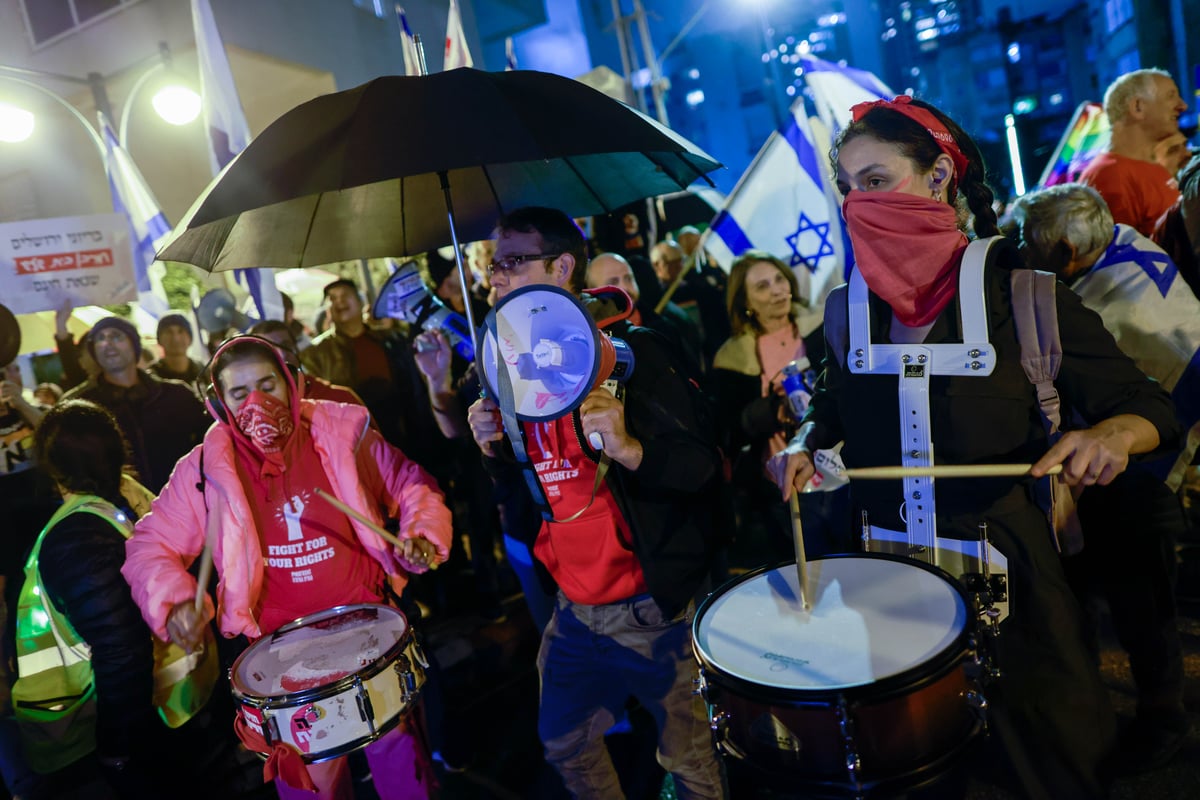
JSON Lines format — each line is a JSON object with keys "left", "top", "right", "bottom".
{"left": 537, "top": 592, "right": 725, "bottom": 800}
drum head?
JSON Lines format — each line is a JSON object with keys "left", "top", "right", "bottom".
{"left": 232, "top": 604, "right": 408, "bottom": 698}
{"left": 694, "top": 556, "right": 967, "bottom": 691}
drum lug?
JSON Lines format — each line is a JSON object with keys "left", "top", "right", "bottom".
{"left": 710, "top": 709, "right": 730, "bottom": 736}
{"left": 394, "top": 656, "right": 419, "bottom": 703}
{"left": 411, "top": 639, "right": 430, "bottom": 671}
{"left": 354, "top": 679, "right": 376, "bottom": 731}
{"left": 965, "top": 689, "right": 988, "bottom": 717}
{"left": 836, "top": 695, "right": 863, "bottom": 790}
{"left": 266, "top": 713, "right": 282, "bottom": 746}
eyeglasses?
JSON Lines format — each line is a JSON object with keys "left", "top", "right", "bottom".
{"left": 486, "top": 253, "right": 562, "bottom": 275}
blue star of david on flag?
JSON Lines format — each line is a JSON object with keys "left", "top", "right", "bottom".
{"left": 785, "top": 212, "right": 836, "bottom": 273}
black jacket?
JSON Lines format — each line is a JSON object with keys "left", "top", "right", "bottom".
{"left": 62, "top": 372, "right": 211, "bottom": 493}
{"left": 806, "top": 238, "right": 1181, "bottom": 530}
{"left": 40, "top": 511, "right": 156, "bottom": 758}
{"left": 484, "top": 291, "right": 723, "bottom": 617}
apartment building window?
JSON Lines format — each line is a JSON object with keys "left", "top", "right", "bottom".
{"left": 21, "top": 0, "right": 139, "bottom": 48}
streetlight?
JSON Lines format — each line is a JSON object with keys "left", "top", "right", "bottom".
{"left": 0, "top": 102, "right": 36, "bottom": 144}
{"left": 0, "top": 42, "right": 200, "bottom": 149}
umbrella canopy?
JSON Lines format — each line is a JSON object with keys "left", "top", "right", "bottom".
{"left": 158, "top": 68, "right": 722, "bottom": 272}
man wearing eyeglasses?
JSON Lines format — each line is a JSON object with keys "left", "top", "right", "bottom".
{"left": 468, "top": 207, "right": 726, "bottom": 799}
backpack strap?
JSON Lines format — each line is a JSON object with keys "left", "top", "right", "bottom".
{"left": 1009, "top": 269, "right": 1063, "bottom": 434}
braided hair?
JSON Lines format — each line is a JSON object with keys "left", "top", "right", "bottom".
{"left": 832, "top": 99, "right": 999, "bottom": 238}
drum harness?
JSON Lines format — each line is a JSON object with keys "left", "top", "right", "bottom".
{"left": 827, "top": 237, "right": 1067, "bottom": 719}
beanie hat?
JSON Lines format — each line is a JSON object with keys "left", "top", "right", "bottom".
{"left": 87, "top": 316, "right": 141, "bottom": 359}
{"left": 156, "top": 313, "right": 193, "bottom": 341}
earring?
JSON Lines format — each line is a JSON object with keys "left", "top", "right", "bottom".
{"left": 745, "top": 308, "right": 755, "bottom": 317}
{"left": 932, "top": 186, "right": 943, "bottom": 202}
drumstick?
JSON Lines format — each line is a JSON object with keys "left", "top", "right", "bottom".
{"left": 843, "top": 463, "right": 1064, "bottom": 480}
{"left": 314, "top": 488, "right": 438, "bottom": 569}
{"left": 788, "top": 494, "right": 810, "bottom": 611}
{"left": 194, "top": 501, "right": 217, "bottom": 614}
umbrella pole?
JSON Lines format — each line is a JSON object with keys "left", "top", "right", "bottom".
{"left": 438, "top": 170, "right": 481, "bottom": 369}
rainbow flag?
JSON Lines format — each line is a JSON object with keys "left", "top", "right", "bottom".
{"left": 1037, "top": 101, "right": 1110, "bottom": 187}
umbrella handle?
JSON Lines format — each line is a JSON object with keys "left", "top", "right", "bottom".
{"left": 438, "top": 170, "right": 482, "bottom": 380}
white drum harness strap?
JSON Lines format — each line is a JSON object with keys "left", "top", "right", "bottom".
{"left": 825, "top": 236, "right": 1066, "bottom": 624}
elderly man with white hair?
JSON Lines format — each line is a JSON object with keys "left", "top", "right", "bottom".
{"left": 1012, "top": 182, "right": 1198, "bottom": 772}
{"left": 1079, "top": 68, "right": 1187, "bottom": 235}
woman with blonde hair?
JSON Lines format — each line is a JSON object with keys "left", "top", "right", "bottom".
{"left": 712, "top": 250, "right": 849, "bottom": 562}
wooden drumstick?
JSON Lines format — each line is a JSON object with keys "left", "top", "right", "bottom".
{"left": 314, "top": 488, "right": 438, "bottom": 570}
{"left": 843, "top": 463, "right": 1064, "bottom": 480}
{"left": 788, "top": 494, "right": 811, "bottom": 611}
{"left": 194, "top": 499, "right": 218, "bottom": 614}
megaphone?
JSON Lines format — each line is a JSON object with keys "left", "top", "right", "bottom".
{"left": 373, "top": 260, "right": 474, "bottom": 361}
{"left": 196, "top": 289, "right": 258, "bottom": 335}
{"left": 478, "top": 285, "right": 634, "bottom": 423}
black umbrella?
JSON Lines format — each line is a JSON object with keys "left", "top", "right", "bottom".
{"left": 157, "top": 68, "right": 721, "bottom": 272}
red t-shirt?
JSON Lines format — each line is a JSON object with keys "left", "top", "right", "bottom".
{"left": 524, "top": 417, "right": 647, "bottom": 605}
{"left": 1079, "top": 152, "right": 1181, "bottom": 236}
{"left": 234, "top": 426, "right": 385, "bottom": 634}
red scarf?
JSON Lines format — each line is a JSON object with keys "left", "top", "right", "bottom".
{"left": 843, "top": 192, "right": 968, "bottom": 327}
{"left": 234, "top": 391, "right": 295, "bottom": 455}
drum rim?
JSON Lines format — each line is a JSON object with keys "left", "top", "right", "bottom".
{"left": 692, "top": 553, "right": 972, "bottom": 702}
{"left": 231, "top": 603, "right": 413, "bottom": 705}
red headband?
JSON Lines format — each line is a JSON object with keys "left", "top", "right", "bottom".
{"left": 850, "top": 95, "right": 970, "bottom": 185}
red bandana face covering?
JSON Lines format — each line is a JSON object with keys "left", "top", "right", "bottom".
{"left": 842, "top": 192, "right": 969, "bottom": 327}
{"left": 234, "top": 390, "right": 295, "bottom": 453}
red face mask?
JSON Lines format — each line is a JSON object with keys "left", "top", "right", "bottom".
{"left": 234, "top": 390, "right": 295, "bottom": 453}
{"left": 842, "top": 192, "right": 968, "bottom": 327}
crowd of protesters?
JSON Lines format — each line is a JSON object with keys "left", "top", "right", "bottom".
{"left": 0, "top": 66, "right": 1197, "bottom": 800}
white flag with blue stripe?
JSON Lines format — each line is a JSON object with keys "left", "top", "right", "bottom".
{"left": 395, "top": 5, "right": 422, "bottom": 76}
{"left": 191, "top": 0, "right": 283, "bottom": 322}
{"left": 100, "top": 112, "right": 170, "bottom": 319}
{"left": 707, "top": 57, "right": 891, "bottom": 335}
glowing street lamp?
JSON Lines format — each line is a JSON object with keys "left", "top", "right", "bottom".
{"left": 0, "top": 102, "right": 35, "bottom": 143}
{"left": 152, "top": 85, "right": 202, "bottom": 126}
{"left": 0, "top": 43, "right": 200, "bottom": 152}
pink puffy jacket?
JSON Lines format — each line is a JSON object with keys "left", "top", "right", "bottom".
{"left": 122, "top": 400, "right": 452, "bottom": 641}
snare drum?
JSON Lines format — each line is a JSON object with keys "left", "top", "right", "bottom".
{"left": 693, "top": 554, "right": 982, "bottom": 794}
{"left": 231, "top": 604, "right": 426, "bottom": 763}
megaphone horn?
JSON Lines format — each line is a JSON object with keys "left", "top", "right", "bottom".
{"left": 196, "top": 289, "right": 258, "bottom": 334}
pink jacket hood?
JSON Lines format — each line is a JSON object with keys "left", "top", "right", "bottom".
{"left": 122, "top": 400, "right": 451, "bottom": 640}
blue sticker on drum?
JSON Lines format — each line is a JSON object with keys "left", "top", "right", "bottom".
{"left": 761, "top": 652, "right": 810, "bottom": 671}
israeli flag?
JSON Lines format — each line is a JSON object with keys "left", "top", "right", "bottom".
{"left": 191, "top": 0, "right": 283, "bottom": 322}
{"left": 708, "top": 57, "right": 891, "bottom": 336}
{"left": 1073, "top": 223, "right": 1200, "bottom": 487}
{"left": 100, "top": 112, "right": 170, "bottom": 319}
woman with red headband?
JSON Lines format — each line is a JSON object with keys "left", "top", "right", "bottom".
{"left": 771, "top": 97, "right": 1179, "bottom": 798}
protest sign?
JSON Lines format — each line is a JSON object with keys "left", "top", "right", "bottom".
{"left": 1, "top": 214, "right": 136, "bottom": 314}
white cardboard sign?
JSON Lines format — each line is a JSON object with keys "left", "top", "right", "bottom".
{"left": 1, "top": 214, "right": 137, "bottom": 314}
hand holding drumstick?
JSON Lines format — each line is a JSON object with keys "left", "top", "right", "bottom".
{"left": 314, "top": 489, "right": 440, "bottom": 573}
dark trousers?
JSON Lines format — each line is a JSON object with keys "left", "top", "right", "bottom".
{"left": 1065, "top": 470, "right": 1187, "bottom": 720}
{"left": 938, "top": 498, "right": 1116, "bottom": 800}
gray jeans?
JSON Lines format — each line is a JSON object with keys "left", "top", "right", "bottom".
{"left": 536, "top": 592, "right": 725, "bottom": 800}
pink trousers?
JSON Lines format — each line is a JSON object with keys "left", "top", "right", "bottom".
{"left": 273, "top": 721, "right": 435, "bottom": 800}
